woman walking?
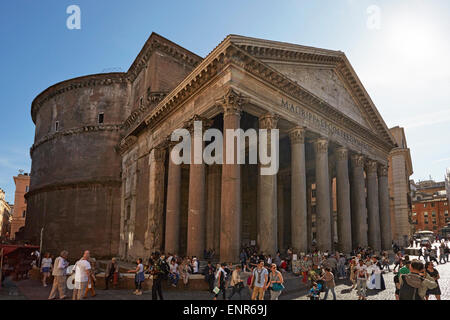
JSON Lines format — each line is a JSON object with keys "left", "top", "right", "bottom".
{"left": 349, "top": 258, "right": 357, "bottom": 289}
{"left": 213, "top": 263, "right": 227, "bottom": 300}
{"left": 84, "top": 258, "right": 97, "bottom": 298}
{"left": 321, "top": 268, "right": 336, "bottom": 300}
{"left": 40, "top": 253, "right": 52, "bottom": 287}
{"left": 128, "top": 258, "right": 145, "bottom": 296}
{"left": 267, "top": 264, "right": 284, "bottom": 300}
{"left": 425, "top": 262, "right": 441, "bottom": 300}
{"left": 228, "top": 265, "right": 244, "bottom": 300}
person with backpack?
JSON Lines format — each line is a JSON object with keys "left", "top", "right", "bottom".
{"left": 398, "top": 260, "right": 437, "bottom": 300}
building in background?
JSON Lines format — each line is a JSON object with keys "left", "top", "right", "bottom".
{"left": 388, "top": 126, "right": 414, "bottom": 247}
{"left": 445, "top": 168, "right": 450, "bottom": 203}
{"left": 10, "top": 172, "right": 30, "bottom": 240}
{"left": 411, "top": 179, "right": 449, "bottom": 235}
{"left": 0, "top": 188, "right": 12, "bottom": 240}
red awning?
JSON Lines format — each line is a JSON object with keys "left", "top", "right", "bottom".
{"left": 0, "top": 245, "right": 39, "bottom": 257}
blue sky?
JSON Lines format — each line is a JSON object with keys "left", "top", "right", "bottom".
{"left": 0, "top": 0, "right": 449, "bottom": 203}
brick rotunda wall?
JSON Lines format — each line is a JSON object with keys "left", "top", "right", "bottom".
{"left": 25, "top": 73, "right": 129, "bottom": 259}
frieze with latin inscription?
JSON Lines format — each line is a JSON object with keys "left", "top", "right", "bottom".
{"left": 281, "top": 98, "right": 372, "bottom": 153}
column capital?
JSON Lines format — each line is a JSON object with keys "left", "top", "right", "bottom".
{"left": 378, "top": 164, "right": 389, "bottom": 177}
{"left": 365, "top": 159, "right": 379, "bottom": 175}
{"left": 259, "top": 113, "right": 279, "bottom": 130}
{"left": 217, "top": 88, "right": 247, "bottom": 117}
{"left": 335, "top": 147, "right": 348, "bottom": 161}
{"left": 289, "top": 126, "right": 306, "bottom": 144}
{"left": 314, "top": 138, "right": 328, "bottom": 154}
{"left": 350, "top": 154, "right": 365, "bottom": 167}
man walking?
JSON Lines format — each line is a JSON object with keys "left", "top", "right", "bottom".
{"left": 72, "top": 250, "right": 92, "bottom": 300}
{"left": 48, "top": 250, "right": 69, "bottom": 300}
{"left": 356, "top": 260, "right": 368, "bottom": 300}
{"left": 105, "top": 257, "right": 119, "bottom": 290}
{"left": 250, "top": 260, "right": 268, "bottom": 300}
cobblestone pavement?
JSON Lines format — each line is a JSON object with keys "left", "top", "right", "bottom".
{"left": 1, "top": 257, "right": 449, "bottom": 300}
{"left": 294, "top": 255, "right": 450, "bottom": 300}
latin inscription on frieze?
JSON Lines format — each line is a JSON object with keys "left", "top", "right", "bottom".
{"left": 281, "top": 98, "right": 371, "bottom": 152}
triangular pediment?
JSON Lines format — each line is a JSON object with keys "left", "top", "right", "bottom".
{"left": 264, "top": 61, "right": 373, "bottom": 130}
{"left": 228, "top": 35, "right": 396, "bottom": 146}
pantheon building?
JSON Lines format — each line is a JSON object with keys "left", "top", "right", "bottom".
{"left": 25, "top": 33, "right": 396, "bottom": 262}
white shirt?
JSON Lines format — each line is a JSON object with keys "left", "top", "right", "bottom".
{"left": 41, "top": 258, "right": 52, "bottom": 269}
{"left": 356, "top": 265, "right": 367, "bottom": 279}
{"left": 192, "top": 261, "right": 199, "bottom": 273}
{"left": 74, "top": 259, "right": 91, "bottom": 283}
{"left": 170, "top": 263, "right": 179, "bottom": 274}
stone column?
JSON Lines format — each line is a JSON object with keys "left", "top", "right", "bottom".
{"left": 314, "top": 138, "right": 332, "bottom": 252}
{"left": 220, "top": 90, "right": 244, "bottom": 262}
{"left": 277, "top": 177, "right": 285, "bottom": 251}
{"left": 187, "top": 117, "right": 209, "bottom": 258}
{"left": 258, "top": 113, "right": 278, "bottom": 256}
{"left": 306, "top": 179, "right": 313, "bottom": 251}
{"left": 350, "top": 154, "right": 368, "bottom": 248}
{"left": 335, "top": 147, "right": 352, "bottom": 253}
{"left": 165, "top": 143, "right": 181, "bottom": 255}
{"left": 289, "top": 127, "right": 308, "bottom": 253}
{"left": 366, "top": 160, "right": 382, "bottom": 251}
{"left": 145, "top": 147, "right": 166, "bottom": 253}
{"left": 206, "top": 165, "right": 221, "bottom": 254}
{"left": 378, "top": 165, "right": 392, "bottom": 251}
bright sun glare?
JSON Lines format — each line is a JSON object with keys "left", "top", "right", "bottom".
{"left": 387, "top": 13, "right": 441, "bottom": 62}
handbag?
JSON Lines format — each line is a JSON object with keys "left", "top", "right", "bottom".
{"left": 213, "top": 286, "right": 221, "bottom": 294}
{"left": 272, "top": 283, "right": 285, "bottom": 291}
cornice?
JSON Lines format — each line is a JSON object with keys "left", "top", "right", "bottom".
{"left": 30, "top": 124, "right": 122, "bottom": 157}
{"left": 25, "top": 179, "right": 121, "bottom": 199}
{"left": 121, "top": 38, "right": 396, "bottom": 156}
{"left": 31, "top": 73, "right": 127, "bottom": 124}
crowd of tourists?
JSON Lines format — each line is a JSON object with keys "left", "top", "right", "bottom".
{"left": 24, "top": 238, "right": 450, "bottom": 301}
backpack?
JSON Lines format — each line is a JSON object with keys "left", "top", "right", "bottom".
{"left": 399, "top": 274, "right": 423, "bottom": 300}
{"left": 158, "top": 260, "right": 170, "bottom": 279}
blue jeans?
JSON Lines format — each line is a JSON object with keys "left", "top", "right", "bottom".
{"left": 337, "top": 265, "right": 346, "bottom": 278}
{"left": 169, "top": 273, "right": 179, "bottom": 286}
{"left": 323, "top": 287, "right": 336, "bottom": 300}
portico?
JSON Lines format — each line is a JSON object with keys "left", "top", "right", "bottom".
{"left": 118, "top": 35, "right": 396, "bottom": 262}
